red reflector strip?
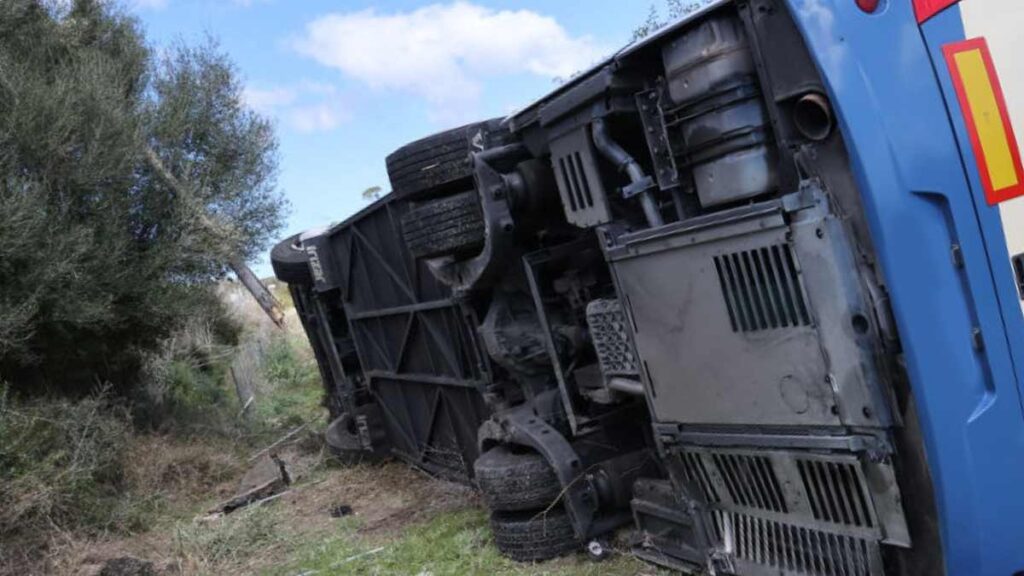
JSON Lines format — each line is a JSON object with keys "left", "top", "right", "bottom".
{"left": 914, "top": 0, "right": 958, "bottom": 24}
{"left": 944, "top": 38, "right": 1024, "bottom": 205}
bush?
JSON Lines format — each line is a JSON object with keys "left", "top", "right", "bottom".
{"left": 134, "top": 308, "right": 242, "bottom": 436}
{"left": 134, "top": 307, "right": 324, "bottom": 440}
{"left": 0, "top": 386, "right": 150, "bottom": 541}
{"left": 0, "top": 383, "right": 257, "bottom": 574}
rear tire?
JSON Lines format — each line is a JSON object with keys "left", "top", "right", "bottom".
{"left": 386, "top": 119, "right": 502, "bottom": 200}
{"left": 270, "top": 233, "right": 312, "bottom": 285}
{"left": 474, "top": 445, "right": 562, "bottom": 512}
{"left": 401, "top": 191, "right": 485, "bottom": 260}
{"left": 490, "top": 507, "right": 580, "bottom": 562}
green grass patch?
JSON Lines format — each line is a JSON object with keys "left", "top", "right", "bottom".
{"left": 256, "top": 336, "right": 323, "bottom": 431}
{"left": 277, "top": 508, "right": 661, "bottom": 576}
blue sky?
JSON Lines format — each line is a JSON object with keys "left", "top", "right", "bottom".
{"left": 130, "top": 1, "right": 663, "bottom": 273}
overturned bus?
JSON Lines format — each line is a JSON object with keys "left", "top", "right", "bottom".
{"left": 270, "top": 0, "right": 1024, "bottom": 574}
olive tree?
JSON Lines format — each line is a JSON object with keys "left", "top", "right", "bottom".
{"left": 0, "top": 0, "right": 286, "bottom": 394}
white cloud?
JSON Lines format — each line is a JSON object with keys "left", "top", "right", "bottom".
{"left": 243, "top": 82, "right": 348, "bottom": 134}
{"left": 287, "top": 103, "right": 347, "bottom": 134}
{"left": 243, "top": 87, "right": 297, "bottom": 114}
{"left": 293, "top": 2, "right": 604, "bottom": 119}
{"left": 131, "top": 0, "right": 169, "bottom": 9}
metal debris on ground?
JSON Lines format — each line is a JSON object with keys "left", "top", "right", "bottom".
{"left": 329, "top": 504, "right": 353, "bottom": 518}
{"left": 204, "top": 452, "right": 293, "bottom": 517}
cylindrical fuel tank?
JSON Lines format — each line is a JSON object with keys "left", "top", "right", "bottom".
{"left": 662, "top": 14, "right": 755, "bottom": 105}
{"left": 662, "top": 14, "right": 777, "bottom": 207}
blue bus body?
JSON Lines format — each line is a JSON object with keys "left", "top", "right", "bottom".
{"left": 790, "top": 2, "right": 1024, "bottom": 572}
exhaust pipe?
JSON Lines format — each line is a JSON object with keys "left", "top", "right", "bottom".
{"left": 793, "top": 92, "right": 834, "bottom": 142}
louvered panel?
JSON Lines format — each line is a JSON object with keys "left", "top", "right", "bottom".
{"left": 708, "top": 452, "right": 788, "bottom": 514}
{"left": 713, "top": 510, "right": 883, "bottom": 576}
{"left": 714, "top": 244, "right": 811, "bottom": 333}
{"left": 797, "top": 459, "right": 876, "bottom": 529}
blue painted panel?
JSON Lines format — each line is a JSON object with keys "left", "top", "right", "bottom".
{"left": 786, "top": 1, "right": 1024, "bottom": 574}
{"left": 921, "top": 7, "right": 1024, "bottom": 418}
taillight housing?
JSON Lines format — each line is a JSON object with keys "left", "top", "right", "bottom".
{"left": 856, "top": 0, "right": 880, "bottom": 14}
{"left": 914, "top": 0, "right": 959, "bottom": 24}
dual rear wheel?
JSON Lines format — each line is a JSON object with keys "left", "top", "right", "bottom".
{"left": 474, "top": 445, "right": 581, "bottom": 562}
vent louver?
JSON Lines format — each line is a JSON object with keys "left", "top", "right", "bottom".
{"left": 673, "top": 446, "right": 901, "bottom": 576}
{"left": 714, "top": 244, "right": 811, "bottom": 333}
{"left": 679, "top": 451, "right": 721, "bottom": 504}
{"left": 713, "top": 510, "right": 882, "bottom": 576}
{"left": 797, "top": 459, "right": 874, "bottom": 529}
{"left": 557, "top": 152, "right": 595, "bottom": 213}
{"left": 711, "top": 452, "right": 788, "bottom": 514}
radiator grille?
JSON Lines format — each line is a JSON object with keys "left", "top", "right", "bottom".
{"left": 671, "top": 447, "right": 901, "bottom": 576}
{"left": 797, "top": 459, "right": 874, "bottom": 529}
{"left": 679, "top": 451, "right": 721, "bottom": 504}
{"left": 711, "top": 452, "right": 788, "bottom": 514}
{"left": 681, "top": 448, "right": 883, "bottom": 531}
{"left": 713, "top": 244, "right": 810, "bottom": 333}
{"left": 713, "top": 511, "right": 881, "bottom": 576}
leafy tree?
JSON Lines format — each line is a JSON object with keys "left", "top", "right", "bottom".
{"left": 632, "top": 0, "right": 716, "bottom": 41}
{"left": 361, "top": 186, "right": 382, "bottom": 202}
{"left": 0, "top": 0, "right": 285, "bottom": 394}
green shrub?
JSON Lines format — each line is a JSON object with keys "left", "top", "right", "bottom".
{"left": 133, "top": 322, "right": 324, "bottom": 441}
{"left": 0, "top": 386, "right": 155, "bottom": 540}
{"left": 132, "top": 311, "right": 242, "bottom": 436}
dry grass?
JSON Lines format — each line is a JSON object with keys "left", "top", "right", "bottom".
{"left": 16, "top": 423, "right": 668, "bottom": 576}
{"left": 0, "top": 427, "right": 256, "bottom": 576}
{"left": 0, "top": 284, "right": 327, "bottom": 576}
{"left": 124, "top": 436, "right": 244, "bottom": 511}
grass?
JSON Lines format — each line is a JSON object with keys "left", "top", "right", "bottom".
{"left": 256, "top": 335, "right": 324, "bottom": 431}
{"left": 266, "top": 278, "right": 294, "bottom": 310}
{"left": 151, "top": 454, "right": 666, "bottom": 576}
{"left": 278, "top": 508, "right": 663, "bottom": 576}
{"left": 174, "top": 507, "right": 293, "bottom": 575}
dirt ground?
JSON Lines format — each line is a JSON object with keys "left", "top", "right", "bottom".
{"left": 52, "top": 440, "right": 479, "bottom": 575}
